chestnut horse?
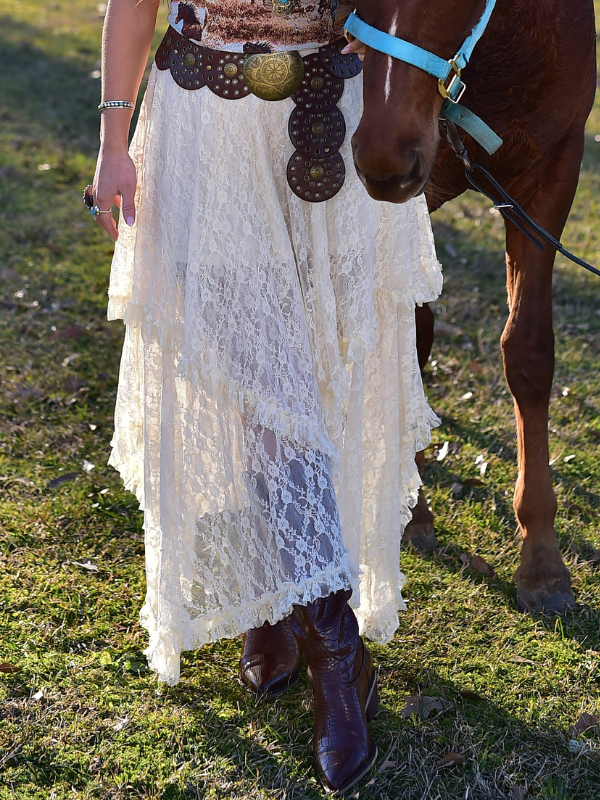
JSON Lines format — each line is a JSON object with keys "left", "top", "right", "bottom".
{"left": 351, "top": 0, "right": 596, "bottom": 613}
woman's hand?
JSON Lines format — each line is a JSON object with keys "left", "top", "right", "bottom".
{"left": 86, "top": 0, "right": 160, "bottom": 240}
{"left": 92, "top": 145, "right": 137, "bottom": 242}
{"left": 341, "top": 37, "right": 367, "bottom": 61}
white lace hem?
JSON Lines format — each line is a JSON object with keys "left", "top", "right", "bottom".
{"left": 139, "top": 559, "right": 357, "bottom": 685}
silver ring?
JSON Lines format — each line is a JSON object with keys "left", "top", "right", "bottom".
{"left": 90, "top": 205, "right": 111, "bottom": 216}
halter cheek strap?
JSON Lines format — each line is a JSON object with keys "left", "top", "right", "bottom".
{"left": 345, "top": 1, "right": 503, "bottom": 155}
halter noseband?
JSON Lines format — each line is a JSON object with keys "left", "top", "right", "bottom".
{"left": 345, "top": 1, "right": 503, "bottom": 154}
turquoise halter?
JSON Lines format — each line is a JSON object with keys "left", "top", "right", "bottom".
{"left": 345, "top": 1, "right": 503, "bottom": 155}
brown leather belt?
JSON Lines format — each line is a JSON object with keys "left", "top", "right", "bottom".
{"left": 155, "top": 29, "right": 363, "bottom": 202}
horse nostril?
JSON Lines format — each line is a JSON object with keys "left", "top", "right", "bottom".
{"left": 400, "top": 149, "right": 422, "bottom": 189}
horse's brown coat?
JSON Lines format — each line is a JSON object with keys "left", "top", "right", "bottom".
{"left": 351, "top": 0, "right": 597, "bottom": 612}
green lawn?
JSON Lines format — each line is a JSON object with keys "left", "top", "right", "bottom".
{"left": 1, "top": 2, "right": 599, "bottom": 798}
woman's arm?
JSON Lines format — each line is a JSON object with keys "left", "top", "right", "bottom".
{"left": 93, "top": 0, "right": 161, "bottom": 240}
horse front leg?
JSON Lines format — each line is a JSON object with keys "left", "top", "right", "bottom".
{"left": 502, "top": 137, "right": 583, "bottom": 613}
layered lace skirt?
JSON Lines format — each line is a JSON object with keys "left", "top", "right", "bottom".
{"left": 107, "top": 61, "right": 443, "bottom": 685}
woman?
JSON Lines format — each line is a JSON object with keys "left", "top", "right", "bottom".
{"left": 89, "top": 0, "right": 442, "bottom": 793}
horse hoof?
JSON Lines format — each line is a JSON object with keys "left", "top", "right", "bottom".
{"left": 516, "top": 587, "right": 576, "bottom": 615}
{"left": 402, "top": 522, "right": 437, "bottom": 553}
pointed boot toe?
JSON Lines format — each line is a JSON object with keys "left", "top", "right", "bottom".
{"left": 290, "top": 590, "right": 379, "bottom": 794}
{"left": 239, "top": 617, "right": 300, "bottom": 696}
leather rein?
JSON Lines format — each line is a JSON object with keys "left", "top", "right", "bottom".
{"left": 345, "top": 4, "right": 600, "bottom": 278}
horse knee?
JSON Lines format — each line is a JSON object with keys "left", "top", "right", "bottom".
{"left": 501, "top": 329, "right": 554, "bottom": 407}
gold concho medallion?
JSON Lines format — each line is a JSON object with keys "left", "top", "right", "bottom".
{"left": 242, "top": 51, "right": 305, "bottom": 101}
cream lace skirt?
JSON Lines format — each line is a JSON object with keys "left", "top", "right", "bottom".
{"left": 107, "top": 61, "right": 443, "bottom": 685}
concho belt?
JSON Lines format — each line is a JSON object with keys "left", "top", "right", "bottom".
{"left": 155, "top": 29, "right": 363, "bottom": 202}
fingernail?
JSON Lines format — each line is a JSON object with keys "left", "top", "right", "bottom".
{"left": 126, "top": 216, "right": 135, "bottom": 227}
{"left": 341, "top": 46, "right": 350, "bottom": 53}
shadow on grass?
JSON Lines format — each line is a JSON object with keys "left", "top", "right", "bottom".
{"left": 0, "top": 16, "right": 102, "bottom": 151}
{"left": 5, "top": 656, "right": 598, "bottom": 800}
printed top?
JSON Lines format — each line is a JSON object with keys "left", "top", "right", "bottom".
{"left": 167, "top": 0, "right": 354, "bottom": 53}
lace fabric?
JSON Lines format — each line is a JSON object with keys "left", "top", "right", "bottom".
{"left": 108, "top": 63, "right": 443, "bottom": 684}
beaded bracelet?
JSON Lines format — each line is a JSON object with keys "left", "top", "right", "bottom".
{"left": 98, "top": 100, "right": 135, "bottom": 112}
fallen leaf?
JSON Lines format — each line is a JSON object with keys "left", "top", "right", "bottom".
{"left": 511, "top": 655, "right": 535, "bottom": 665}
{"left": 89, "top": 755, "right": 103, "bottom": 774}
{"left": 64, "top": 378, "right": 86, "bottom": 393}
{"left": 510, "top": 787, "right": 526, "bottom": 800}
{"left": 460, "top": 689, "right": 483, "bottom": 701}
{"left": 401, "top": 696, "right": 421, "bottom": 718}
{"left": 461, "top": 478, "right": 487, "bottom": 487}
{"left": 114, "top": 716, "right": 129, "bottom": 731}
{"left": 54, "top": 325, "right": 85, "bottom": 340}
{"left": 452, "top": 483, "right": 464, "bottom": 496}
{"left": 401, "top": 695, "right": 452, "bottom": 719}
{"left": 82, "top": 460, "right": 95, "bottom": 473}
{"left": 469, "top": 360, "right": 483, "bottom": 375}
{"left": 569, "top": 712, "right": 598, "bottom": 737}
{"left": 47, "top": 472, "right": 79, "bottom": 490}
{"left": 73, "top": 559, "right": 99, "bottom": 572}
{"left": 62, "top": 353, "right": 80, "bottom": 367}
{"left": 588, "top": 551, "right": 600, "bottom": 564}
{"left": 376, "top": 758, "right": 397, "bottom": 773}
{"left": 32, "top": 689, "right": 44, "bottom": 701}
{"left": 436, "top": 752, "right": 464, "bottom": 767}
{"left": 459, "top": 552, "right": 470, "bottom": 565}
{"left": 475, "top": 454, "right": 488, "bottom": 476}
{"left": 569, "top": 739, "right": 584, "bottom": 753}
{"left": 564, "top": 454, "right": 575, "bottom": 462}
{"left": 461, "top": 391, "right": 473, "bottom": 401}
{"left": 470, "top": 554, "right": 495, "bottom": 577}
{"left": 436, "top": 441, "right": 449, "bottom": 461}
{"left": 0, "top": 663, "right": 21, "bottom": 674}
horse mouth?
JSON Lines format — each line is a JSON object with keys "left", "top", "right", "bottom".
{"left": 353, "top": 162, "right": 429, "bottom": 204}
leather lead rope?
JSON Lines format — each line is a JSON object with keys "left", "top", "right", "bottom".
{"left": 440, "top": 120, "right": 600, "bottom": 278}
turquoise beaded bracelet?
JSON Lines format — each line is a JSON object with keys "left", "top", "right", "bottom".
{"left": 98, "top": 100, "right": 134, "bottom": 112}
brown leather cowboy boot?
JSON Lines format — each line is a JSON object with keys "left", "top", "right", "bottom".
{"left": 239, "top": 618, "right": 301, "bottom": 696}
{"left": 289, "top": 589, "right": 378, "bottom": 794}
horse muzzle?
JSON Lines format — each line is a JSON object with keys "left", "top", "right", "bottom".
{"left": 351, "top": 137, "right": 430, "bottom": 203}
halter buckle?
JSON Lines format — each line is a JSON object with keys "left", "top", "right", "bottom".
{"left": 438, "top": 58, "right": 466, "bottom": 103}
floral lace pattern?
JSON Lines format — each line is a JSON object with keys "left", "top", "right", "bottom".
{"left": 108, "top": 64, "right": 443, "bottom": 684}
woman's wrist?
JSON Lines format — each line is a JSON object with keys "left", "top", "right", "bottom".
{"left": 99, "top": 135, "right": 130, "bottom": 154}
{"left": 100, "top": 114, "right": 133, "bottom": 153}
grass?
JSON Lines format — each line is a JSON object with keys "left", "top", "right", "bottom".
{"left": 1, "top": 1, "right": 599, "bottom": 798}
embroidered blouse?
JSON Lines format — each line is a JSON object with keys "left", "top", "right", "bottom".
{"left": 167, "top": 0, "right": 354, "bottom": 53}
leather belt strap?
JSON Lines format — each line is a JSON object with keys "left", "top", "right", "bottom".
{"left": 155, "top": 29, "right": 363, "bottom": 202}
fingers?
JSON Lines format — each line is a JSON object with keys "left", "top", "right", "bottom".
{"left": 341, "top": 38, "right": 367, "bottom": 61}
{"left": 93, "top": 192, "right": 118, "bottom": 241}
{"left": 120, "top": 189, "right": 136, "bottom": 228}
{"left": 89, "top": 154, "right": 137, "bottom": 241}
